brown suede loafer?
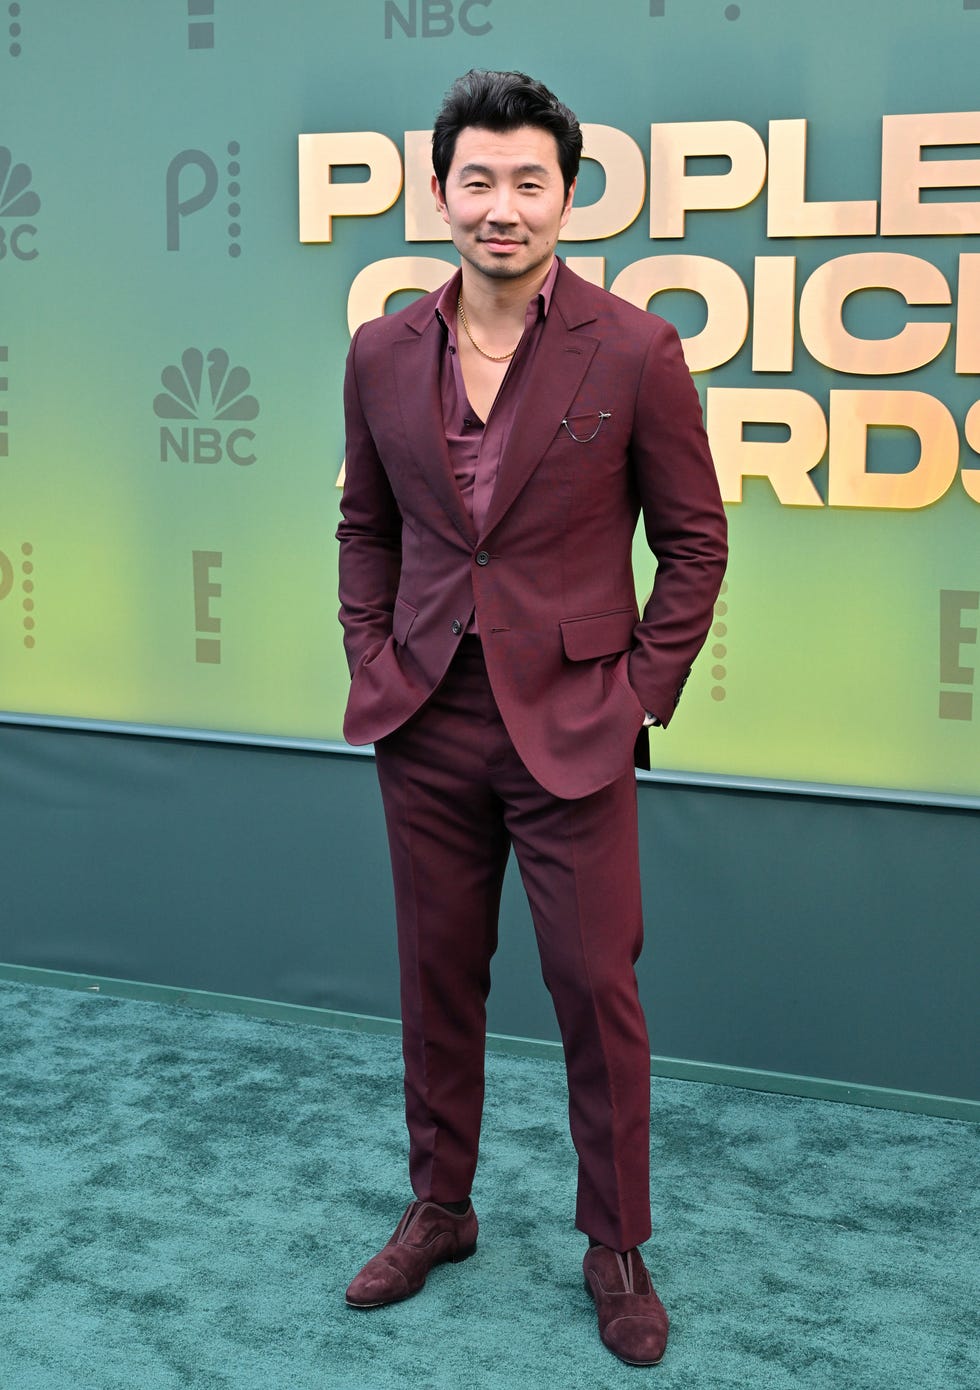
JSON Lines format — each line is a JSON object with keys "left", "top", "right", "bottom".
{"left": 583, "top": 1244, "right": 669, "bottom": 1366}
{"left": 345, "top": 1200, "right": 478, "bottom": 1308}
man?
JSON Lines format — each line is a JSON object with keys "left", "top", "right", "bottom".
{"left": 337, "top": 70, "right": 727, "bottom": 1367}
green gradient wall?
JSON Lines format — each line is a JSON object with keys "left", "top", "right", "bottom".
{"left": 2, "top": 1, "right": 979, "bottom": 799}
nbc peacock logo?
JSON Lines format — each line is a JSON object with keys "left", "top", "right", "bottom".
{"left": 0, "top": 146, "right": 40, "bottom": 261}
{"left": 154, "top": 347, "right": 259, "bottom": 466}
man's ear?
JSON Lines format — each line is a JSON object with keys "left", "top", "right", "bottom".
{"left": 560, "top": 177, "right": 577, "bottom": 228}
{"left": 431, "top": 173, "right": 450, "bottom": 226}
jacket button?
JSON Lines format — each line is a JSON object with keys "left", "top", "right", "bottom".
{"left": 451, "top": 619, "right": 462, "bottom": 635}
{"left": 475, "top": 550, "right": 490, "bottom": 566}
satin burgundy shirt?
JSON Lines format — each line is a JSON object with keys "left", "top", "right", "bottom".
{"left": 434, "top": 257, "right": 559, "bottom": 538}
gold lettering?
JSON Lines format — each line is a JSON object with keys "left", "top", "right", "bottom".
{"left": 881, "top": 112, "right": 980, "bottom": 236}
{"left": 956, "top": 255, "right": 980, "bottom": 374}
{"left": 298, "top": 132, "right": 403, "bottom": 243}
{"left": 828, "top": 391, "right": 958, "bottom": 508}
{"left": 346, "top": 256, "right": 454, "bottom": 335}
{"left": 706, "top": 388, "right": 826, "bottom": 506}
{"left": 649, "top": 120, "right": 767, "bottom": 238}
{"left": 561, "top": 125, "right": 646, "bottom": 240}
{"left": 403, "top": 130, "right": 450, "bottom": 242}
{"left": 799, "top": 253, "right": 951, "bottom": 375}
{"left": 611, "top": 256, "right": 749, "bottom": 372}
{"left": 752, "top": 257, "right": 797, "bottom": 372}
{"left": 964, "top": 400, "right": 980, "bottom": 503}
{"left": 767, "top": 119, "right": 877, "bottom": 238}
{"left": 564, "top": 256, "right": 606, "bottom": 287}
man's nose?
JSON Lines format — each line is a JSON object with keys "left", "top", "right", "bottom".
{"left": 486, "top": 187, "right": 519, "bottom": 223}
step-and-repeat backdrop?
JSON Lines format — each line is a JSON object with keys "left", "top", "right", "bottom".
{"left": 2, "top": 1, "right": 978, "bottom": 800}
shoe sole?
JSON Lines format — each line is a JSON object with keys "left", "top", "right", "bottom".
{"left": 346, "top": 1242, "right": 478, "bottom": 1309}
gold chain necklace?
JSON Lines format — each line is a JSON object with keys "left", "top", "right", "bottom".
{"left": 457, "top": 293, "right": 519, "bottom": 362}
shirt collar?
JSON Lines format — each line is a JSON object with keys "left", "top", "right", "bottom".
{"left": 435, "top": 256, "right": 560, "bottom": 333}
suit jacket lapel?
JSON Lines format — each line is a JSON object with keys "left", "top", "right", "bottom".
{"left": 392, "top": 293, "right": 476, "bottom": 548}
{"left": 480, "top": 264, "right": 599, "bottom": 540}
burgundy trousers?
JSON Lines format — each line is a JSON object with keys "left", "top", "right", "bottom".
{"left": 373, "top": 636, "right": 652, "bottom": 1251}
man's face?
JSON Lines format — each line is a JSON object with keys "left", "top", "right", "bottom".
{"left": 432, "top": 125, "right": 575, "bottom": 287}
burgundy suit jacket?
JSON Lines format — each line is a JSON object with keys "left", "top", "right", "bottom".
{"left": 337, "top": 260, "right": 728, "bottom": 800}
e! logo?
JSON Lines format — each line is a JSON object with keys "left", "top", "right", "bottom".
{"left": 192, "top": 550, "right": 222, "bottom": 663}
{"left": 384, "top": 0, "right": 492, "bottom": 38}
{"left": 166, "top": 143, "right": 241, "bottom": 256}
{"left": 155, "top": 347, "right": 259, "bottom": 465}
{"left": 0, "top": 146, "right": 39, "bottom": 261}
{"left": 939, "top": 589, "right": 978, "bottom": 720}
{"left": 187, "top": 0, "right": 214, "bottom": 49}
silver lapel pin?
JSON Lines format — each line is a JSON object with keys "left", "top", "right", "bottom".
{"left": 561, "top": 411, "right": 611, "bottom": 443}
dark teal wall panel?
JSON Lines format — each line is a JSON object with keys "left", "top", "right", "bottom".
{"left": 0, "top": 726, "right": 401, "bottom": 1020}
{"left": 1, "top": 725, "right": 977, "bottom": 1103}
{"left": 631, "top": 786, "right": 978, "bottom": 1097}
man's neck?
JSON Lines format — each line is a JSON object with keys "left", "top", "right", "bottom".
{"left": 459, "top": 255, "right": 556, "bottom": 329}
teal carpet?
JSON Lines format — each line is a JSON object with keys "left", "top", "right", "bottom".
{"left": 1, "top": 980, "right": 977, "bottom": 1390}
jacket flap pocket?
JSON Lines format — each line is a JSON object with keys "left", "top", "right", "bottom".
{"left": 392, "top": 597, "right": 417, "bottom": 646}
{"left": 560, "top": 608, "right": 636, "bottom": 661}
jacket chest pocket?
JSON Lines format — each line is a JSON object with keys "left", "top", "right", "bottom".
{"left": 560, "top": 410, "right": 613, "bottom": 444}
{"left": 551, "top": 409, "right": 631, "bottom": 485}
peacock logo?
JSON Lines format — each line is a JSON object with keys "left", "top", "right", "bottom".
{"left": 154, "top": 348, "right": 258, "bottom": 421}
{"left": 154, "top": 348, "right": 259, "bottom": 466}
{"left": 0, "top": 147, "right": 39, "bottom": 260}
{"left": 0, "top": 148, "right": 38, "bottom": 217}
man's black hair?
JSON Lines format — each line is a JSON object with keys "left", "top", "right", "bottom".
{"left": 432, "top": 69, "right": 582, "bottom": 198}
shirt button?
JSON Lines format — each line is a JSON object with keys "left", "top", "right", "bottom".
{"left": 448, "top": 345, "right": 456, "bottom": 355}
{"left": 475, "top": 550, "right": 490, "bottom": 566}
{"left": 451, "top": 619, "right": 462, "bottom": 635}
